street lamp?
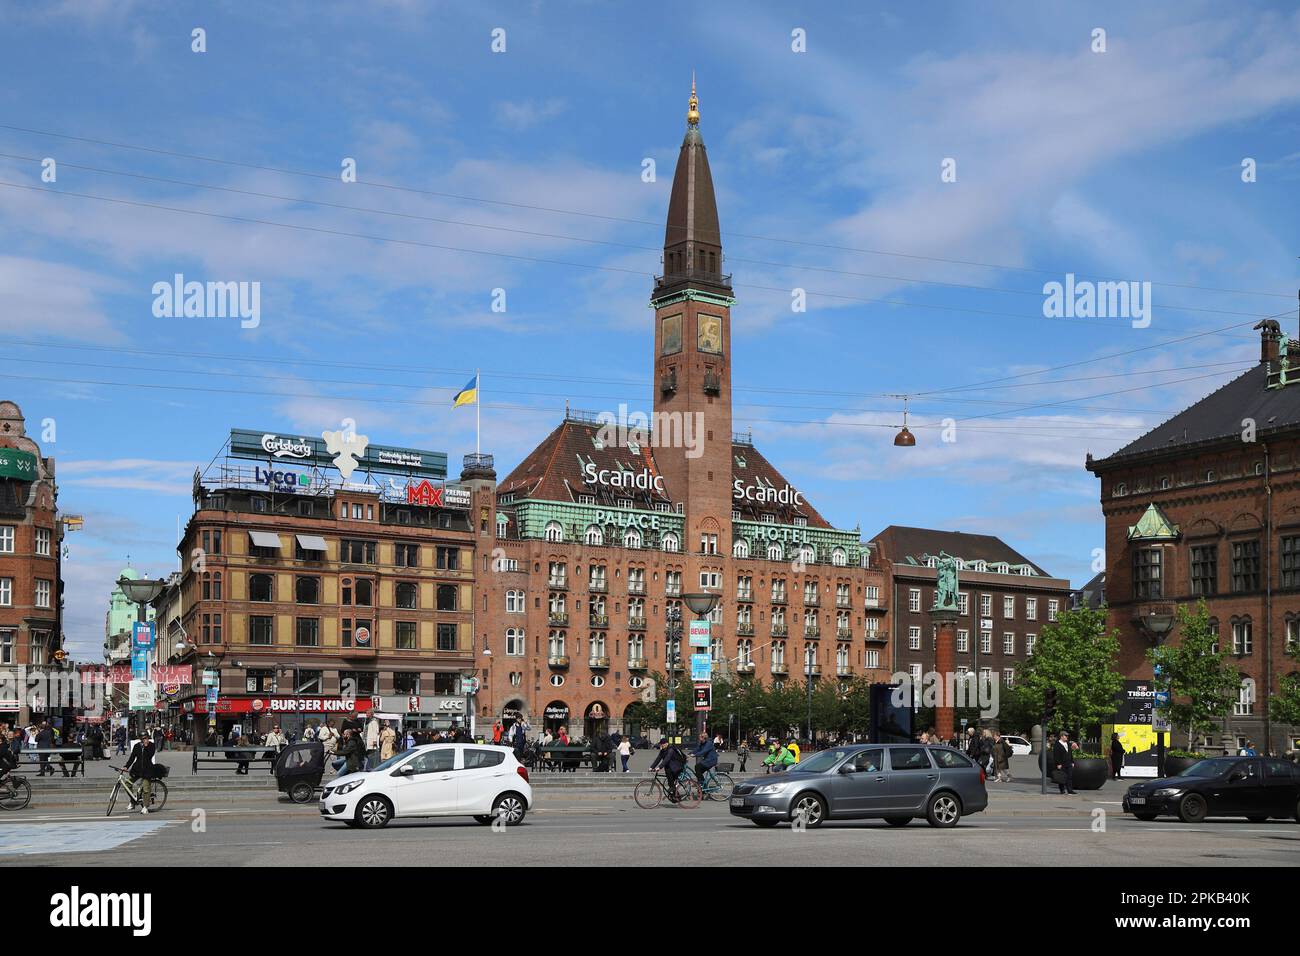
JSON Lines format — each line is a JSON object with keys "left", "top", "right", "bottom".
{"left": 681, "top": 592, "right": 720, "bottom": 739}
{"left": 116, "top": 575, "right": 166, "bottom": 737}
{"left": 665, "top": 605, "right": 682, "bottom": 743}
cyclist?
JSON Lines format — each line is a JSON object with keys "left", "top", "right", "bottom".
{"left": 124, "top": 731, "right": 159, "bottom": 813}
{"left": 649, "top": 738, "right": 687, "bottom": 802}
{"left": 0, "top": 729, "right": 18, "bottom": 781}
{"left": 692, "top": 731, "right": 718, "bottom": 789}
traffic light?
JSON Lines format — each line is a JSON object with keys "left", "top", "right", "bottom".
{"left": 1044, "top": 687, "right": 1058, "bottom": 724}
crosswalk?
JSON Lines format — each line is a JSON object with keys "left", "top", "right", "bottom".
{"left": 0, "top": 820, "right": 169, "bottom": 856}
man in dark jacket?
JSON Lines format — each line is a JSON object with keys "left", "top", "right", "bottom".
{"left": 692, "top": 731, "right": 718, "bottom": 784}
{"left": 511, "top": 721, "right": 526, "bottom": 760}
{"left": 124, "top": 732, "right": 160, "bottom": 812}
{"left": 1052, "top": 731, "right": 1077, "bottom": 795}
{"left": 338, "top": 729, "right": 365, "bottom": 775}
{"left": 650, "top": 738, "right": 688, "bottom": 801}
{"left": 34, "top": 722, "right": 54, "bottom": 776}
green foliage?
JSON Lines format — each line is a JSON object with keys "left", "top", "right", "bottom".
{"left": 1148, "top": 600, "right": 1241, "bottom": 748}
{"left": 1266, "top": 642, "right": 1300, "bottom": 728}
{"left": 1015, "top": 604, "right": 1125, "bottom": 737}
{"left": 1167, "top": 749, "right": 1208, "bottom": 759}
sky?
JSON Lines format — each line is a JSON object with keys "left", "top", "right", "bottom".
{"left": 1, "top": 1, "right": 1297, "bottom": 659}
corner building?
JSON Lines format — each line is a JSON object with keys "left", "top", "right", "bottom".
{"left": 473, "top": 88, "right": 892, "bottom": 739}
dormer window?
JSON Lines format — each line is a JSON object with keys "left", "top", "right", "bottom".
{"left": 761, "top": 514, "right": 775, "bottom": 524}
{"left": 794, "top": 517, "right": 807, "bottom": 527}
{"left": 592, "top": 435, "right": 604, "bottom": 450}
{"left": 1113, "top": 483, "right": 1127, "bottom": 497}
{"left": 735, "top": 454, "right": 747, "bottom": 468}
{"left": 618, "top": 498, "right": 633, "bottom": 509}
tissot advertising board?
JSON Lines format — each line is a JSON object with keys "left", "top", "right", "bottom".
{"left": 1102, "top": 680, "right": 1159, "bottom": 778}
{"left": 230, "top": 428, "right": 447, "bottom": 478}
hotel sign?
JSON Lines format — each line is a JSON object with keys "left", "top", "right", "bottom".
{"left": 230, "top": 429, "right": 447, "bottom": 478}
{"left": 733, "top": 479, "right": 804, "bottom": 506}
{"left": 593, "top": 508, "right": 662, "bottom": 530}
{"left": 581, "top": 460, "right": 665, "bottom": 492}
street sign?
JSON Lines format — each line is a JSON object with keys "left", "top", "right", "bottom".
{"left": 666, "top": 699, "right": 676, "bottom": 724}
{"left": 690, "top": 654, "right": 712, "bottom": 681}
{"left": 693, "top": 683, "right": 712, "bottom": 711}
{"left": 129, "top": 680, "right": 156, "bottom": 711}
{"left": 130, "top": 645, "right": 150, "bottom": 680}
{"left": 206, "top": 687, "right": 218, "bottom": 708}
{"left": 1154, "top": 690, "right": 1170, "bottom": 706}
{"left": 202, "top": 669, "right": 218, "bottom": 687}
{"left": 460, "top": 676, "right": 480, "bottom": 696}
{"left": 1152, "top": 710, "right": 1172, "bottom": 733}
{"left": 133, "top": 621, "right": 155, "bottom": 648}
{"left": 688, "top": 620, "right": 711, "bottom": 648}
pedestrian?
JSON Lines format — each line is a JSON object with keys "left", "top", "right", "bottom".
{"left": 234, "top": 734, "right": 252, "bottom": 775}
{"left": 35, "top": 721, "right": 54, "bottom": 776}
{"left": 492, "top": 721, "right": 503, "bottom": 745}
{"left": 380, "top": 721, "right": 397, "bottom": 762}
{"left": 124, "top": 731, "right": 161, "bottom": 813}
{"left": 263, "top": 724, "right": 288, "bottom": 755}
{"left": 1109, "top": 732, "right": 1124, "bottom": 779}
{"left": 617, "top": 734, "right": 633, "bottom": 772}
{"left": 594, "top": 730, "right": 611, "bottom": 773}
{"left": 992, "top": 731, "right": 1012, "bottom": 783}
{"left": 737, "top": 740, "right": 748, "bottom": 772}
{"left": 363, "top": 712, "right": 381, "bottom": 770}
{"left": 339, "top": 728, "right": 364, "bottom": 776}
{"left": 1052, "top": 731, "right": 1077, "bottom": 795}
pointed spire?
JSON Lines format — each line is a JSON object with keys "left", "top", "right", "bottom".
{"left": 687, "top": 72, "right": 699, "bottom": 127}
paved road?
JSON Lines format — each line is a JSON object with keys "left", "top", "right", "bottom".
{"left": 0, "top": 794, "right": 1294, "bottom": 866}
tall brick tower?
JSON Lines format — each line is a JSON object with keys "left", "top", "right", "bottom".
{"left": 651, "top": 79, "right": 735, "bottom": 556}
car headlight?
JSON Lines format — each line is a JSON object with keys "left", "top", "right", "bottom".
{"left": 1151, "top": 788, "right": 1183, "bottom": 799}
{"left": 754, "top": 783, "right": 789, "bottom": 795}
{"left": 334, "top": 780, "right": 365, "bottom": 795}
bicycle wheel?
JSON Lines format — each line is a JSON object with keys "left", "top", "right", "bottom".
{"left": 633, "top": 779, "right": 663, "bottom": 810}
{"left": 675, "top": 778, "right": 702, "bottom": 809}
{"left": 708, "top": 771, "right": 735, "bottom": 799}
{"left": 147, "top": 780, "right": 168, "bottom": 813}
{"left": 106, "top": 779, "right": 122, "bottom": 817}
{"left": 0, "top": 777, "right": 30, "bottom": 811}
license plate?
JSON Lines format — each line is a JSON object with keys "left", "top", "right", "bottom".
{"left": 1129, "top": 797, "right": 1146, "bottom": 805}
{"left": 730, "top": 797, "right": 745, "bottom": 808}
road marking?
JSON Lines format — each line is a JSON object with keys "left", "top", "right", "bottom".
{"left": 0, "top": 820, "right": 169, "bottom": 856}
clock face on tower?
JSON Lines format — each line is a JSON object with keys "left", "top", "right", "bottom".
{"left": 697, "top": 314, "right": 722, "bottom": 354}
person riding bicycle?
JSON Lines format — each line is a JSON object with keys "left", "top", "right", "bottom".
{"left": 692, "top": 731, "right": 718, "bottom": 787}
{"left": 649, "top": 738, "right": 687, "bottom": 802}
{"left": 0, "top": 730, "right": 18, "bottom": 780}
{"left": 765, "top": 741, "right": 796, "bottom": 773}
{"left": 124, "top": 731, "right": 160, "bottom": 814}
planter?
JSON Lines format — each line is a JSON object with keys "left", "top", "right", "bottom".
{"left": 1071, "top": 757, "right": 1109, "bottom": 791}
{"left": 1163, "top": 756, "right": 1202, "bottom": 778}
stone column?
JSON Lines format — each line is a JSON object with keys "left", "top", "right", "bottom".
{"left": 930, "top": 608, "right": 958, "bottom": 742}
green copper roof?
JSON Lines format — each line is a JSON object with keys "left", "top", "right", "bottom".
{"left": 1127, "top": 503, "right": 1180, "bottom": 541}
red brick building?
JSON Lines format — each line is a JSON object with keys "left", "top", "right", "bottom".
{"left": 0, "top": 401, "right": 65, "bottom": 724}
{"left": 1086, "top": 321, "right": 1300, "bottom": 753}
{"left": 471, "top": 86, "right": 892, "bottom": 740}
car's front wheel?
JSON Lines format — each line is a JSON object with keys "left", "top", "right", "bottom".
{"left": 885, "top": 816, "right": 911, "bottom": 827}
{"left": 1177, "top": 793, "right": 1207, "bottom": 824}
{"left": 355, "top": 795, "right": 393, "bottom": 829}
{"left": 926, "top": 791, "right": 962, "bottom": 828}
{"left": 492, "top": 792, "right": 528, "bottom": 826}
{"left": 1132, "top": 812, "right": 1158, "bottom": 821}
{"left": 789, "top": 792, "right": 826, "bottom": 828}
{"left": 750, "top": 818, "right": 779, "bottom": 828}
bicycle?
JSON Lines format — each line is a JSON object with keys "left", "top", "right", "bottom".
{"left": 681, "top": 765, "right": 735, "bottom": 801}
{"left": 0, "top": 771, "right": 31, "bottom": 811}
{"left": 106, "top": 766, "right": 168, "bottom": 816}
{"left": 633, "top": 769, "right": 702, "bottom": 809}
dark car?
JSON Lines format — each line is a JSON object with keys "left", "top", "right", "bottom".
{"left": 1122, "top": 756, "right": 1300, "bottom": 823}
{"left": 728, "top": 743, "right": 988, "bottom": 828}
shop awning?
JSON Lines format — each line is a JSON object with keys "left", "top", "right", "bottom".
{"left": 295, "top": 534, "right": 328, "bottom": 552}
{"left": 249, "top": 530, "right": 281, "bottom": 549}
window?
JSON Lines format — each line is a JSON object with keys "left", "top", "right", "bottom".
{"left": 1025, "top": 633, "right": 1036, "bottom": 656}
{"left": 339, "top": 539, "right": 376, "bottom": 564}
{"left": 0, "top": 527, "right": 12, "bottom": 553}
{"left": 909, "top": 589, "right": 921, "bottom": 613}
{"left": 1231, "top": 619, "right": 1253, "bottom": 656}
{"left": 1190, "top": 544, "right": 1218, "bottom": 595}
{"left": 1002, "top": 596, "right": 1015, "bottom": 618}
{"left": 507, "top": 628, "right": 525, "bottom": 656}
{"left": 831, "top": 547, "right": 846, "bottom": 567}
{"left": 980, "top": 630, "right": 992, "bottom": 654}
{"left": 544, "top": 521, "right": 564, "bottom": 543}
{"left": 201, "top": 613, "right": 222, "bottom": 642}
{"left": 245, "top": 668, "right": 275, "bottom": 693}
{"left": 700, "top": 570, "right": 720, "bottom": 589}
{"left": 767, "top": 542, "right": 783, "bottom": 561}
{"left": 0, "top": 579, "right": 10, "bottom": 606}
{"left": 295, "top": 618, "right": 319, "bottom": 646}
{"left": 1025, "top": 597, "right": 1037, "bottom": 620}
{"left": 1133, "top": 547, "right": 1165, "bottom": 600}
{"left": 908, "top": 626, "right": 921, "bottom": 651}
{"left": 1231, "top": 540, "right": 1260, "bottom": 592}
{"left": 340, "top": 670, "right": 377, "bottom": 696}
{"left": 958, "top": 592, "right": 969, "bottom": 615}
{"left": 396, "top": 621, "right": 417, "bottom": 650}
{"left": 980, "top": 594, "right": 992, "bottom": 616}
{"left": 249, "top": 573, "right": 274, "bottom": 602}
{"left": 1047, "top": 599, "right": 1059, "bottom": 622}
{"left": 353, "top": 579, "right": 373, "bottom": 606}
{"left": 865, "top": 649, "right": 879, "bottom": 669}
{"left": 548, "top": 631, "right": 566, "bottom": 658}
{"left": 396, "top": 582, "right": 418, "bottom": 609}
{"left": 395, "top": 543, "right": 419, "bottom": 568}
{"left": 1281, "top": 537, "right": 1300, "bottom": 589}
{"left": 700, "top": 533, "right": 718, "bottom": 555}
{"left": 34, "top": 579, "right": 50, "bottom": 608}
{"left": 393, "top": 672, "right": 420, "bottom": 694}
{"left": 890, "top": 748, "right": 933, "bottom": 771}
{"left": 866, "top": 585, "right": 879, "bottom": 607}
{"left": 661, "top": 532, "right": 679, "bottom": 553}
{"left": 295, "top": 576, "right": 320, "bottom": 604}
{"left": 437, "top": 584, "right": 458, "bottom": 611}
{"left": 583, "top": 525, "right": 604, "bottom": 546}
{"left": 249, "top": 616, "right": 273, "bottom": 645}
{"left": 624, "top": 528, "right": 642, "bottom": 549}
{"left": 1003, "top": 669, "right": 1015, "bottom": 688}
{"left": 436, "top": 547, "right": 459, "bottom": 570}
{"left": 956, "top": 629, "right": 968, "bottom": 653}
{"left": 732, "top": 538, "right": 749, "bottom": 559}
{"left": 437, "top": 623, "right": 458, "bottom": 652}
{"left": 1003, "top": 632, "right": 1015, "bottom": 654}
{"left": 35, "top": 527, "right": 50, "bottom": 556}
{"left": 1234, "top": 678, "right": 1255, "bottom": 716}
{"left": 0, "top": 630, "right": 12, "bottom": 665}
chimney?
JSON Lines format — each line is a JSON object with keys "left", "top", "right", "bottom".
{"left": 1260, "top": 321, "right": 1281, "bottom": 365}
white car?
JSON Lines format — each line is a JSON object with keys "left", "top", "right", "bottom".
{"left": 320, "top": 744, "right": 532, "bottom": 829}
{"left": 1002, "top": 736, "right": 1032, "bottom": 756}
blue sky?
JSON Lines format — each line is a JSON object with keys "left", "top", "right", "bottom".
{"left": 2, "top": 1, "right": 1298, "bottom": 658}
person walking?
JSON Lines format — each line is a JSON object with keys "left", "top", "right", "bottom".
{"left": 338, "top": 728, "right": 364, "bottom": 776}
{"left": 992, "top": 732, "right": 1012, "bottom": 783}
{"left": 124, "top": 731, "right": 161, "bottom": 813}
{"left": 617, "top": 735, "right": 633, "bottom": 772}
{"left": 379, "top": 721, "right": 397, "bottom": 762}
{"left": 1052, "top": 731, "right": 1077, "bottom": 795}
{"left": 363, "top": 712, "right": 381, "bottom": 770}
{"left": 512, "top": 720, "right": 527, "bottom": 761}
{"left": 737, "top": 740, "right": 748, "bottom": 772}
{"left": 492, "top": 721, "right": 503, "bottom": 745}
{"left": 263, "top": 724, "right": 289, "bottom": 756}
{"left": 34, "top": 721, "right": 55, "bottom": 776}
{"left": 1109, "top": 732, "right": 1124, "bottom": 780}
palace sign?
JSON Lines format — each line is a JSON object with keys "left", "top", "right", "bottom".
{"left": 593, "top": 508, "right": 663, "bottom": 530}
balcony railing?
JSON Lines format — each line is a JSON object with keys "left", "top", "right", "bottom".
{"left": 627, "top": 657, "right": 648, "bottom": 671}
{"left": 771, "top": 624, "right": 788, "bottom": 637}
{"left": 703, "top": 370, "right": 721, "bottom": 395}
{"left": 548, "top": 655, "right": 570, "bottom": 669}
{"left": 804, "top": 593, "right": 820, "bottom": 606}
{"left": 836, "top": 627, "right": 853, "bottom": 640}
{"left": 588, "top": 656, "right": 610, "bottom": 670}
{"left": 736, "top": 661, "right": 756, "bottom": 674}
{"left": 736, "top": 590, "right": 753, "bottom": 602}
{"left": 770, "top": 662, "right": 789, "bottom": 676}
{"left": 589, "top": 580, "right": 608, "bottom": 594}
{"left": 836, "top": 666, "right": 854, "bottom": 677}
{"left": 628, "top": 617, "right": 647, "bottom": 630}
{"left": 667, "top": 659, "right": 684, "bottom": 671}
{"left": 771, "top": 594, "right": 787, "bottom": 605}
{"left": 803, "top": 625, "right": 820, "bottom": 638}
{"left": 548, "top": 578, "right": 568, "bottom": 590}
{"left": 737, "top": 622, "right": 754, "bottom": 636}
{"left": 548, "top": 612, "right": 569, "bottom": 626}
{"left": 660, "top": 371, "right": 677, "bottom": 395}
{"left": 836, "top": 597, "right": 852, "bottom": 608}
{"left": 865, "top": 632, "right": 888, "bottom": 644}
{"left": 864, "top": 601, "right": 887, "bottom": 613}
{"left": 805, "top": 664, "right": 822, "bottom": 676}
{"left": 589, "top": 614, "right": 609, "bottom": 627}
{"left": 627, "top": 582, "right": 646, "bottom": 596}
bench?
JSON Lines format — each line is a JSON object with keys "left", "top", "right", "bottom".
{"left": 191, "top": 746, "right": 280, "bottom": 774}
{"left": 17, "top": 747, "right": 85, "bottom": 777}
{"left": 540, "top": 744, "right": 592, "bottom": 772}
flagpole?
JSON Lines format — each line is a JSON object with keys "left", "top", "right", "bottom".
{"left": 476, "top": 368, "right": 481, "bottom": 454}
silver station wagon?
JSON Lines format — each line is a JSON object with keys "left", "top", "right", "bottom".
{"left": 729, "top": 743, "right": 989, "bottom": 828}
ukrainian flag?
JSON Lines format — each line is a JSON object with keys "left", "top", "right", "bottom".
{"left": 452, "top": 374, "right": 478, "bottom": 408}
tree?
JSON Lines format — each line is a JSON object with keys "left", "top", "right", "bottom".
{"left": 1148, "top": 600, "right": 1241, "bottom": 750}
{"left": 1015, "top": 605, "right": 1125, "bottom": 742}
{"left": 1267, "top": 643, "right": 1300, "bottom": 728}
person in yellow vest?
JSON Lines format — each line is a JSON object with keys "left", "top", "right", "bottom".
{"left": 787, "top": 740, "right": 801, "bottom": 763}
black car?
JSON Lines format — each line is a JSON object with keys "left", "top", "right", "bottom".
{"left": 1121, "top": 755, "right": 1300, "bottom": 823}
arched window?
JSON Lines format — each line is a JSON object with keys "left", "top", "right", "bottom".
{"left": 249, "top": 573, "right": 273, "bottom": 602}
{"left": 295, "top": 576, "right": 319, "bottom": 605}
{"left": 624, "top": 527, "right": 642, "bottom": 549}
{"left": 506, "top": 628, "right": 525, "bottom": 656}
{"left": 496, "top": 513, "right": 508, "bottom": 537}
{"left": 767, "top": 542, "right": 784, "bottom": 562}
{"left": 661, "top": 532, "right": 679, "bottom": 553}
{"left": 506, "top": 589, "right": 524, "bottom": 613}
{"left": 798, "top": 544, "right": 816, "bottom": 566}
{"left": 544, "top": 521, "right": 564, "bottom": 543}
{"left": 354, "top": 579, "right": 373, "bottom": 606}
{"left": 585, "top": 525, "right": 604, "bottom": 546}
{"left": 395, "top": 582, "right": 417, "bottom": 609}
{"left": 831, "top": 547, "right": 847, "bottom": 567}
{"left": 733, "top": 538, "right": 750, "bottom": 559}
